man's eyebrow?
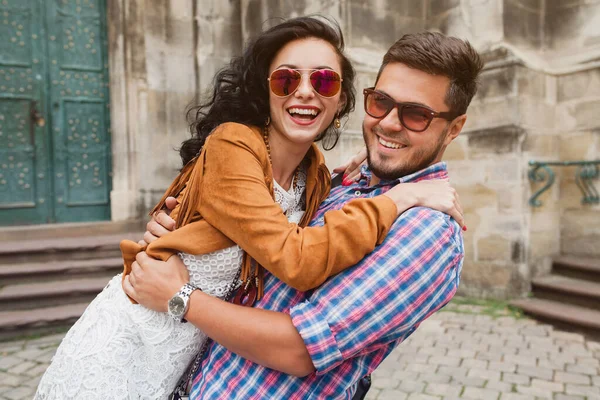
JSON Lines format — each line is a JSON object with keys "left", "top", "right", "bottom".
{"left": 375, "top": 89, "right": 433, "bottom": 109}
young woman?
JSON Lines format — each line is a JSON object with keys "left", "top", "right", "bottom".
{"left": 35, "top": 17, "right": 462, "bottom": 399}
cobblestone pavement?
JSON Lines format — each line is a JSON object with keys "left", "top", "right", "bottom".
{"left": 1, "top": 302, "right": 599, "bottom": 400}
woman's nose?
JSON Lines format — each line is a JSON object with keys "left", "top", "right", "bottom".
{"left": 294, "top": 73, "right": 315, "bottom": 99}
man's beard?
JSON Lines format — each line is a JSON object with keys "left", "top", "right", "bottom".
{"left": 363, "top": 125, "right": 448, "bottom": 181}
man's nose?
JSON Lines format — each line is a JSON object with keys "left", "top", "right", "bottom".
{"left": 378, "top": 106, "right": 403, "bottom": 132}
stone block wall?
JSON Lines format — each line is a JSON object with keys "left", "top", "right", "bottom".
{"left": 106, "top": 0, "right": 600, "bottom": 299}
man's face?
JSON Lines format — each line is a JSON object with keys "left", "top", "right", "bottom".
{"left": 362, "top": 62, "right": 465, "bottom": 180}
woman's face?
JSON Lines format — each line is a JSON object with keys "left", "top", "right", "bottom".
{"left": 267, "top": 38, "right": 345, "bottom": 148}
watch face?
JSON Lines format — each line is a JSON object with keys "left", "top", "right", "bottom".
{"left": 169, "top": 296, "right": 185, "bottom": 316}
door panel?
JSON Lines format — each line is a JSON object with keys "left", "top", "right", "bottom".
{"left": 46, "top": 0, "right": 111, "bottom": 223}
{"left": 0, "top": 0, "right": 111, "bottom": 225}
{"left": 0, "top": 0, "right": 51, "bottom": 225}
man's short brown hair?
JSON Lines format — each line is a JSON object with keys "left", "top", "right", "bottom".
{"left": 377, "top": 32, "right": 484, "bottom": 116}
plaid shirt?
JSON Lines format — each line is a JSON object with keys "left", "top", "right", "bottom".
{"left": 190, "top": 162, "right": 464, "bottom": 399}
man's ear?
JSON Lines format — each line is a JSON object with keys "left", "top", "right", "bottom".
{"left": 443, "top": 114, "right": 467, "bottom": 145}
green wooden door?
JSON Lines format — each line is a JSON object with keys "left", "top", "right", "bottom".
{"left": 0, "top": 0, "right": 111, "bottom": 226}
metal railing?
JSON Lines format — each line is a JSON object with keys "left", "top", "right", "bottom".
{"left": 529, "top": 160, "right": 600, "bottom": 207}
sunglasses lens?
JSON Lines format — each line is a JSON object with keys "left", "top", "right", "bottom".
{"left": 401, "top": 106, "right": 433, "bottom": 131}
{"left": 269, "top": 69, "right": 301, "bottom": 96}
{"left": 365, "top": 91, "right": 394, "bottom": 118}
{"left": 310, "top": 69, "right": 342, "bottom": 97}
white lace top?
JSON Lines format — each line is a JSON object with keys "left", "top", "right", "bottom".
{"left": 35, "top": 169, "right": 307, "bottom": 400}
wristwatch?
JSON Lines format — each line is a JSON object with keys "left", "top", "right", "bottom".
{"left": 168, "top": 283, "right": 200, "bottom": 323}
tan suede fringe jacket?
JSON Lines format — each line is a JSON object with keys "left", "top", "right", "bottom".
{"left": 120, "top": 122, "right": 398, "bottom": 303}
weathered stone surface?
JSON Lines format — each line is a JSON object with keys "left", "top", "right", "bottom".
{"left": 467, "top": 125, "right": 525, "bottom": 157}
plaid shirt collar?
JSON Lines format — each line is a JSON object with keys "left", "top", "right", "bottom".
{"left": 358, "top": 161, "right": 449, "bottom": 187}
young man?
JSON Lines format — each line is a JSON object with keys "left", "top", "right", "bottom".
{"left": 125, "top": 31, "right": 483, "bottom": 398}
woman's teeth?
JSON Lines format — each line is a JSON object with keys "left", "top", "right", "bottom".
{"left": 288, "top": 108, "right": 318, "bottom": 119}
{"left": 378, "top": 137, "right": 403, "bottom": 149}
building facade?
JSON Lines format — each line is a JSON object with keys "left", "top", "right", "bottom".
{"left": 1, "top": 0, "right": 599, "bottom": 299}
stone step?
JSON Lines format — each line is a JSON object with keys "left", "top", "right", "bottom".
{"left": 0, "top": 257, "right": 123, "bottom": 286}
{"left": 0, "top": 276, "right": 110, "bottom": 311}
{"left": 553, "top": 255, "right": 600, "bottom": 283}
{"left": 0, "top": 220, "right": 145, "bottom": 242}
{"left": 0, "top": 232, "right": 142, "bottom": 264}
{"left": 0, "top": 302, "right": 88, "bottom": 341}
{"left": 532, "top": 275, "right": 600, "bottom": 311}
{"left": 510, "top": 298, "right": 600, "bottom": 339}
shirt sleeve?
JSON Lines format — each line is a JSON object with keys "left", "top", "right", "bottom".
{"left": 289, "top": 207, "right": 463, "bottom": 374}
{"left": 197, "top": 123, "right": 399, "bottom": 292}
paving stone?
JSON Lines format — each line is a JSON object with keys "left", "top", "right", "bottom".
{"left": 427, "top": 356, "right": 461, "bottom": 368}
{"left": 503, "top": 354, "right": 537, "bottom": 367}
{"left": 515, "top": 384, "right": 554, "bottom": 399}
{"left": 575, "top": 356, "right": 599, "bottom": 367}
{"left": 22, "top": 364, "right": 48, "bottom": 378}
{"left": 501, "top": 372, "right": 530, "bottom": 385}
{"left": 450, "top": 375, "right": 486, "bottom": 388}
{"left": 530, "top": 378, "right": 563, "bottom": 391}
{"left": 378, "top": 389, "right": 408, "bottom": 400}
{"left": 418, "top": 373, "right": 451, "bottom": 384}
{"left": 488, "top": 361, "right": 516, "bottom": 373}
{"left": 390, "top": 370, "right": 419, "bottom": 382}
{"left": 397, "top": 380, "right": 425, "bottom": 393}
{"left": 406, "top": 363, "right": 433, "bottom": 374}
{"left": 467, "top": 368, "right": 501, "bottom": 381}
{"left": 424, "top": 382, "right": 462, "bottom": 398}
{"left": 462, "top": 386, "right": 500, "bottom": 400}
{"left": 516, "top": 364, "right": 554, "bottom": 380}
{"left": 564, "top": 383, "right": 600, "bottom": 397}
{"left": 499, "top": 394, "right": 536, "bottom": 400}
{"left": 0, "top": 372, "right": 26, "bottom": 387}
{"left": 446, "top": 348, "right": 476, "bottom": 358}
{"left": 0, "top": 357, "right": 21, "bottom": 371}
{"left": 555, "top": 371, "right": 592, "bottom": 385}
{"left": 565, "top": 363, "right": 596, "bottom": 375}
{"left": 560, "top": 344, "right": 590, "bottom": 357}
{"left": 372, "top": 377, "right": 398, "bottom": 390}
{"left": 554, "top": 394, "right": 586, "bottom": 400}
{"left": 461, "top": 359, "right": 488, "bottom": 369}
{"left": 406, "top": 393, "right": 441, "bottom": 400}
{"left": 484, "top": 380, "right": 512, "bottom": 392}
{"left": 550, "top": 331, "right": 585, "bottom": 343}
{"left": 437, "top": 366, "right": 467, "bottom": 378}
{"left": 7, "top": 361, "right": 36, "bottom": 376}
{"left": 2, "top": 386, "right": 35, "bottom": 400}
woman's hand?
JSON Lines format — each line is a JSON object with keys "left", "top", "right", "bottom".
{"left": 383, "top": 179, "right": 466, "bottom": 229}
{"left": 122, "top": 252, "right": 189, "bottom": 312}
{"left": 138, "top": 196, "right": 178, "bottom": 246}
{"left": 332, "top": 147, "right": 367, "bottom": 186}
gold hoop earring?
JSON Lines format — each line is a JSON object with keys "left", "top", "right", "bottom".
{"left": 334, "top": 117, "right": 341, "bottom": 129}
{"left": 265, "top": 116, "right": 271, "bottom": 126}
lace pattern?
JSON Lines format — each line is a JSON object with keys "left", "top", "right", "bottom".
{"left": 35, "top": 167, "right": 306, "bottom": 399}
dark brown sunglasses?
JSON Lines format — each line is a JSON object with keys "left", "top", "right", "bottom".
{"left": 363, "top": 88, "right": 457, "bottom": 132}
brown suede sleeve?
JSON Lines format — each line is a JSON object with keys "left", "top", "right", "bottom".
{"left": 198, "top": 123, "right": 398, "bottom": 291}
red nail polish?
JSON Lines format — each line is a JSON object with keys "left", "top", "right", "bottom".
{"left": 342, "top": 178, "right": 352, "bottom": 186}
{"left": 462, "top": 226, "right": 467, "bottom": 232}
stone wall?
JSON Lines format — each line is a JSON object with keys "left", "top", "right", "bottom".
{"left": 106, "top": 0, "right": 600, "bottom": 299}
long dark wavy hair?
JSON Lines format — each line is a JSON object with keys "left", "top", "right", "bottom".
{"left": 179, "top": 16, "right": 356, "bottom": 166}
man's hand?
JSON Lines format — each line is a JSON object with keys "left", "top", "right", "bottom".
{"left": 139, "top": 196, "right": 178, "bottom": 246}
{"left": 122, "top": 251, "right": 189, "bottom": 312}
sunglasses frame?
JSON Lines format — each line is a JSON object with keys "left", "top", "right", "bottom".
{"left": 268, "top": 68, "right": 343, "bottom": 98}
{"left": 363, "top": 88, "right": 457, "bottom": 132}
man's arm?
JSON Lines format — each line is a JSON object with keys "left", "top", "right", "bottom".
{"left": 126, "top": 205, "right": 461, "bottom": 376}
{"left": 124, "top": 253, "right": 315, "bottom": 376}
